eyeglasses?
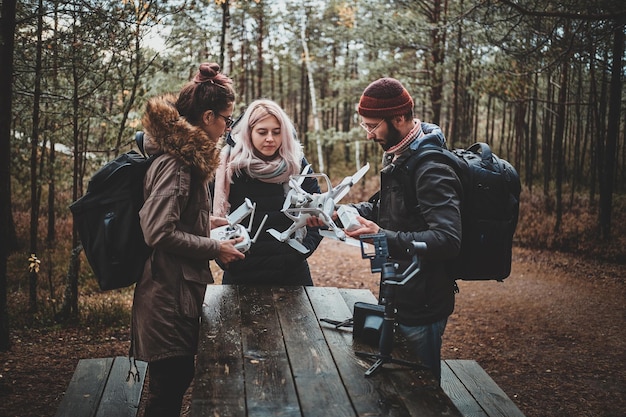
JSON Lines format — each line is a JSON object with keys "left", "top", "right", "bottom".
{"left": 217, "top": 113, "right": 235, "bottom": 128}
{"left": 359, "top": 119, "right": 384, "bottom": 135}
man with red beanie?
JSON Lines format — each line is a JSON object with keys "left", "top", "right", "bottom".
{"left": 346, "top": 77, "right": 463, "bottom": 384}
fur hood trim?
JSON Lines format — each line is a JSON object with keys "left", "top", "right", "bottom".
{"left": 141, "top": 94, "right": 220, "bottom": 181}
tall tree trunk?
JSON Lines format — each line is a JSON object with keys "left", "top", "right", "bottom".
{"left": 256, "top": 2, "right": 264, "bottom": 98}
{"left": 553, "top": 49, "right": 570, "bottom": 233}
{"left": 0, "top": 0, "right": 17, "bottom": 352}
{"left": 587, "top": 44, "right": 599, "bottom": 205}
{"left": 220, "top": 0, "right": 231, "bottom": 72}
{"left": 542, "top": 70, "right": 554, "bottom": 211}
{"left": 58, "top": 12, "right": 82, "bottom": 321}
{"left": 527, "top": 74, "right": 538, "bottom": 192}
{"left": 594, "top": 54, "right": 609, "bottom": 207}
{"left": 570, "top": 69, "right": 583, "bottom": 207}
{"left": 427, "top": 0, "right": 446, "bottom": 125}
{"left": 513, "top": 99, "right": 526, "bottom": 170}
{"left": 239, "top": 10, "right": 248, "bottom": 107}
{"left": 300, "top": 15, "right": 324, "bottom": 172}
{"left": 599, "top": 16, "right": 625, "bottom": 240}
{"left": 29, "top": 0, "right": 45, "bottom": 313}
{"left": 46, "top": 122, "right": 56, "bottom": 244}
{"left": 449, "top": 0, "right": 463, "bottom": 147}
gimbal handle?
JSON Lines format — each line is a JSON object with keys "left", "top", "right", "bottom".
{"left": 360, "top": 233, "right": 427, "bottom": 286}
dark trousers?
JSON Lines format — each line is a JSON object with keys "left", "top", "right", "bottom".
{"left": 144, "top": 355, "right": 195, "bottom": 417}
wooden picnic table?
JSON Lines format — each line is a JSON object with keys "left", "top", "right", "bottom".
{"left": 191, "top": 285, "right": 464, "bottom": 417}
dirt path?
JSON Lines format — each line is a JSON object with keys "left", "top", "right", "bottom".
{"left": 308, "top": 240, "right": 626, "bottom": 417}
{"left": 1, "top": 241, "right": 625, "bottom": 417}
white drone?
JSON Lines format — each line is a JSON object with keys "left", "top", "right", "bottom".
{"left": 210, "top": 198, "right": 268, "bottom": 253}
{"left": 267, "top": 163, "right": 370, "bottom": 254}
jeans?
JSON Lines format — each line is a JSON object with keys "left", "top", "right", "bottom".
{"left": 144, "top": 355, "right": 195, "bottom": 417}
{"left": 398, "top": 318, "right": 448, "bottom": 384}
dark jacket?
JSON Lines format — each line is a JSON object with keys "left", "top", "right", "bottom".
{"left": 353, "top": 123, "right": 462, "bottom": 326}
{"left": 221, "top": 161, "right": 323, "bottom": 286}
{"left": 131, "top": 94, "right": 221, "bottom": 362}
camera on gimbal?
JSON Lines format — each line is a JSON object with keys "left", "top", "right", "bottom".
{"left": 351, "top": 234, "right": 428, "bottom": 377}
{"left": 352, "top": 301, "right": 385, "bottom": 347}
{"left": 348, "top": 232, "right": 390, "bottom": 346}
{"left": 321, "top": 233, "right": 427, "bottom": 377}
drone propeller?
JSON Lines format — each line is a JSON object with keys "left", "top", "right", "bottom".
{"left": 331, "top": 163, "right": 370, "bottom": 203}
{"left": 267, "top": 229, "right": 309, "bottom": 254}
{"left": 282, "top": 178, "right": 313, "bottom": 211}
{"left": 296, "top": 164, "right": 312, "bottom": 185}
{"left": 319, "top": 230, "right": 365, "bottom": 249}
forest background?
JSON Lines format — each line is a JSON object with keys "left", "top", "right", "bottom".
{"left": 0, "top": 0, "right": 625, "bottom": 410}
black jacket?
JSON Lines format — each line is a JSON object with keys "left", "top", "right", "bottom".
{"left": 353, "top": 123, "right": 462, "bottom": 326}
{"left": 221, "top": 160, "right": 323, "bottom": 285}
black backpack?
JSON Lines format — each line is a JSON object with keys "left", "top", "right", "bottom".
{"left": 70, "top": 132, "right": 157, "bottom": 290}
{"left": 396, "top": 142, "right": 521, "bottom": 281}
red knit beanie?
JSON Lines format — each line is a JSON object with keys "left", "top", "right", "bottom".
{"left": 357, "top": 77, "right": 414, "bottom": 118}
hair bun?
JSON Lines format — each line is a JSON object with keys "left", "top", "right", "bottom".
{"left": 194, "top": 63, "right": 221, "bottom": 83}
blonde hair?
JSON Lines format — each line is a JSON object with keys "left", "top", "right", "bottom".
{"left": 227, "top": 99, "right": 303, "bottom": 180}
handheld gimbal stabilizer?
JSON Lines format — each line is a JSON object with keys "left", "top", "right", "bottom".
{"left": 354, "top": 233, "right": 428, "bottom": 377}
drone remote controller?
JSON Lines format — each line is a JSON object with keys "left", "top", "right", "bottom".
{"left": 337, "top": 205, "right": 361, "bottom": 232}
{"left": 210, "top": 198, "right": 267, "bottom": 253}
{"left": 211, "top": 224, "right": 252, "bottom": 252}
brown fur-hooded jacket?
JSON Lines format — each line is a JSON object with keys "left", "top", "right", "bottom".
{"left": 131, "top": 94, "right": 221, "bottom": 362}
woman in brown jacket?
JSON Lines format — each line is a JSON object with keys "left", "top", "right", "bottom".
{"left": 132, "top": 63, "right": 244, "bottom": 417}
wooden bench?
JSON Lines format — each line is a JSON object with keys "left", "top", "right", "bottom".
{"left": 55, "top": 356, "right": 147, "bottom": 417}
{"left": 442, "top": 359, "right": 526, "bottom": 417}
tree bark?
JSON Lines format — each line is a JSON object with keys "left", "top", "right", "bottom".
{"left": 300, "top": 15, "right": 324, "bottom": 172}
{"left": 0, "top": 0, "right": 17, "bottom": 352}
{"left": 553, "top": 46, "right": 570, "bottom": 233}
{"left": 29, "top": 0, "right": 45, "bottom": 313}
{"left": 599, "top": 16, "right": 625, "bottom": 240}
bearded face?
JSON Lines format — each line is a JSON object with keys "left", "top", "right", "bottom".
{"left": 381, "top": 119, "right": 402, "bottom": 151}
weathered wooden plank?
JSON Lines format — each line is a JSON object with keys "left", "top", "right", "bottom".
{"left": 192, "top": 285, "right": 246, "bottom": 417}
{"left": 272, "top": 286, "right": 355, "bottom": 417}
{"left": 440, "top": 360, "right": 488, "bottom": 417}
{"left": 445, "top": 360, "right": 525, "bottom": 417}
{"left": 54, "top": 357, "right": 113, "bottom": 417}
{"left": 338, "top": 288, "right": 378, "bottom": 310}
{"left": 331, "top": 287, "right": 463, "bottom": 417}
{"left": 94, "top": 357, "right": 147, "bottom": 417}
{"left": 239, "top": 286, "right": 300, "bottom": 417}
{"left": 307, "top": 286, "right": 417, "bottom": 417}
{"left": 378, "top": 334, "right": 462, "bottom": 417}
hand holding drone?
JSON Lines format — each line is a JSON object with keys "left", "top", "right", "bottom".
{"left": 210, "top": 198, "right": 268, "bottom": 253}
{"left": 267, "top": 163, "right": 370, "bottom": 254}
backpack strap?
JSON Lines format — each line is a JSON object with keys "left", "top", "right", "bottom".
{"left": 393, "top": 145, "right": 464, "bottom": 210}
{"left": 135, "top": 131, "right": 147, "bottom": 157}
{"left": 224, "top": 112, "right": 246, "bottom": 147}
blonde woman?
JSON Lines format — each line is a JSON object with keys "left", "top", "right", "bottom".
{"left": 213, "top": 99, "right": 322, "bottom": 285}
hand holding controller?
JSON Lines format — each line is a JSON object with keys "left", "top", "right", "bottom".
{"left": 210, "top": 198, "right": 267, "bottom": 253}
{"left": 211, "top": 224, "right": 252, "bottom": 252}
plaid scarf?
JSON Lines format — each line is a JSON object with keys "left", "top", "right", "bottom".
{"left": 386, "top": 119, "right": 424, "bottom": 158}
